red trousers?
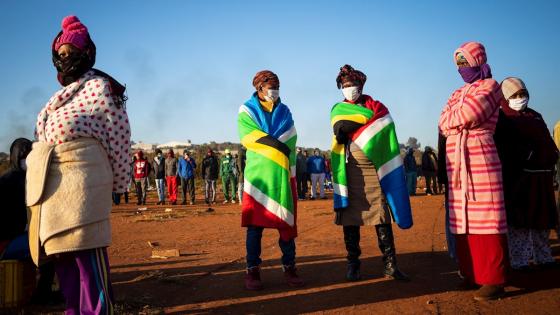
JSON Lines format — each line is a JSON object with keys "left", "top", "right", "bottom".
{"left": 455, "top": 234, "right": 508, "bottom": 285}
{"left": 166, "top": 176, "right": 178, "bottom": 202}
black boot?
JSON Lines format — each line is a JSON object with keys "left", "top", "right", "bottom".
{"left": 343, "top": 226, "right": 362, "bottom": 281}
{"left": 346, "top": 263, "right": 361, "bottom": 281}
{"left": 375, "top": 224, "right": 410, "bottom": 281}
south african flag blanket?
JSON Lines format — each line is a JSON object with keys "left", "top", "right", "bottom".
{"left": 331, "top": 95, "right": 413, "bottom": 229}
{"left": 238, "top": 93, "right": 298, "bottom": 240}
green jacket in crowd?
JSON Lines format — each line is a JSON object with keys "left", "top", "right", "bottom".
{"left": 220, "top": 154, "right": 238, "bottom": 177}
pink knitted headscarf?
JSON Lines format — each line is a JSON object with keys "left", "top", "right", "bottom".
{"left": 53, "top": 16, "right": 89, "bottom": 51}
{"left": 454, "top": 41, "right": 487, "bottom": 67}
{"left": 454, "top": 41, "right": 492, "bottom": 83}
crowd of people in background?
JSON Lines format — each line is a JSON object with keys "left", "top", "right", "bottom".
{"left": 122, "top": 139, "right": 465, "bottom": 208}
{"left": 403, "top": 146, "right": 444, "bottom": 196}
{"left": 295, "top": 148, "right": 333, "bottom": 201}
{"left": 114, "top": 145, "right": 335, "bottom": 207}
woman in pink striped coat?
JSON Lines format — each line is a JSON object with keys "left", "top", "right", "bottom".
{"left": 438, "top": 42, "right": 508, "bottom": 301}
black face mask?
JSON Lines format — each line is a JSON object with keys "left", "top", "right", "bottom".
{"left": 53, "top": 51, "right": 94, "bottom": 86}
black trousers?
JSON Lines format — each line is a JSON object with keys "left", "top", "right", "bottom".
{"left": 296, "top": 173, "right": 308, "bottom": 198}
{"left": 180, "top": 177, "right": 195, "bottom": 202}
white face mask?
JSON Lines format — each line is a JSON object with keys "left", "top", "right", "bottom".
{"left": 20, "top": 159, "right": 27, "bottom": 171}
{"left": 342, "top": 86, "right": 360, "bottom": 102}
{"left": 508, "top": 97, "right": 529, "bottom": 111}
{"left": 265, "top": 89, "right": 279, "bottom": 102}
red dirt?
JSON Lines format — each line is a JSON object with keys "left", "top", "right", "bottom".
{"left": 28, "top": 189, "right": 560, "bottom": 314}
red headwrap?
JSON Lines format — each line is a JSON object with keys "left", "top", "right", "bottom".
{"left": 252, "top": 70, "right": 280, "bottom": 89}
{"left": 336, "top": 64, "right": 367, "bottom": 89}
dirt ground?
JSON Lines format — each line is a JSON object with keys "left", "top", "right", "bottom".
{"left": 26, "top": 188, "right": 560, "bottom": 314}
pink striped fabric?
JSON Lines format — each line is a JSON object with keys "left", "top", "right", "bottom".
{"left": 454, "top": 41, "right": 487, "bottom": 67}
{"left": 439, "top": 44, "right": 508, "bottom": 234}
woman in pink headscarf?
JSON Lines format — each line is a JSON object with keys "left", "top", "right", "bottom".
{"left": 438, "top": 42, "right": 508, "bottom": 301}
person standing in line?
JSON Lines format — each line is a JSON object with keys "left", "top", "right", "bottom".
{"left": 324, "top": 154, "right": 333, "bottom": 191}
{"left": 421, "top": 146, "right": 438, "bottom": 195}
{"left": 234, "top": 153, "right": 240, "bottom": 201}
{"left": 303, "top": 150, "right": 311, "bottom": 193}
{"left": 0, "top": 138, "right": 63, "bottom": 305}
{"left": 26, "top": 15, "right": 131, "bottom": 313}
{"left": 133, "top": 150, "right": 149, "bottom": 205}
{"left": 307, "top": 149, "right": 326, "bottom": 200}
{"left": 403, "top": 147, "right": 418, "bottom": 196}
{"left": 439, "top": 41, "right": 508, "bottom": 301}
{"left": 145, "top": 160, "right": 153, "bottom": 192}
{"left": 295, "top": 148, "right": 307, "bottom": 200}
{"left": 220, "top": 149, "right": 238, "bottom": 204}
{"left": 494, "top": 77, "right": 559, "bottom": 270}
{"left": 202, "top": 148, "right": 219, "bottom": 205}
{"left": 238, "top": 70, "right": 303, "bottom": 290}
{"left": 165, "top": 149, "right": 178, "bottom": 205}
{"left": 178, "top": 150, "right": 197, "bottom": 205}
{"left": 238, "top": 146, "right": 247, "bottom": 202}
{"left": 153, "top": 149, "right": 166, "bottom": 205}
{"left": 1, "top": 139, "right": 34, "bottom": 260}
{"left": 128, "top": 155, "right": 136, "bottom": 202}
{"left": 331, "top": 64, "right": 412, "bottom": 282}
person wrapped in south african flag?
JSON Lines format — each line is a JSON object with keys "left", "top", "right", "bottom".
{"left": 237, "top": 70, "right": 305, "bottom": 290}
{"left": 331, "top": 64, "right": 412, "bottom": 282}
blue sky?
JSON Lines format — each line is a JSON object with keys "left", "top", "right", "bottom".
{"left": 1, "top": 0, "right": 559, "bottom": 152}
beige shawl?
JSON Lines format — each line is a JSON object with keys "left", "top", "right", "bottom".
{"left": 26, "top": 137, "right": 113, "bottom": 265}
